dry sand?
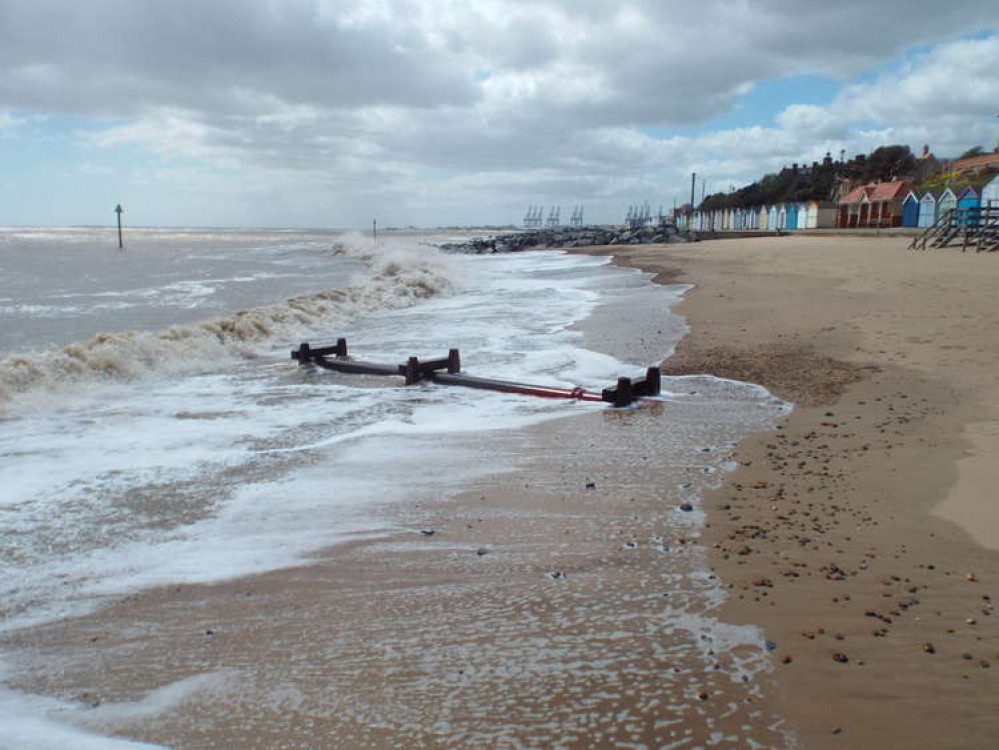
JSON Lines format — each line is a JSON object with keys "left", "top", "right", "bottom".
{"left": 578, "top": 235, "right": 999, "bottom": 748}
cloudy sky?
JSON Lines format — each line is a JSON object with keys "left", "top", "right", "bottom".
{"left": 1, "top": 0, "right": 997, "bottom": 229}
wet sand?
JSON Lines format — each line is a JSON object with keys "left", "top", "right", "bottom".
{"left": 577, "top": 235, "right": 999, "bottom": 748}
{"left": 2, "top": 268, "right": 792, "bottom": 748}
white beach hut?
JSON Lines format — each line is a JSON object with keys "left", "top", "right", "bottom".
{"left": 937, "top": 188, "right": 958, "bottom": 220}
{"left": 918, "top": 191, "right": 938, "bottom": 227}
{"left": 804, "top": 201, "right": 838, "bottom": 229}
{"left": 795, "top": 202, "right": 809, "bottom": 229}
{"left": 982, "top": 174, "right": 999, "bottom": 209}
{"left": 777, "top": 204, "right": 788, "bottom": 229}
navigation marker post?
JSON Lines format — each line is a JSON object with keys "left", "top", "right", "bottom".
{"left": 114, "top": 204, "right": 124, "bottom": 249}
{"left": 373, "top": 218, "right": 377, "bottom": 245}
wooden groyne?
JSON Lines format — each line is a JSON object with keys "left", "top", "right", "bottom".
{"left": 291, "top": 339, "right": 661, "bottom": 407}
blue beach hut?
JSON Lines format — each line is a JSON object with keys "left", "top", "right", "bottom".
{"left": 917, "top": 191, "right": 938, "bottom": 227}
{"left": 957, "top": 186, "right": 981, "bottom": 226}
{"left": 786, "top": 202, "right": 799, "bottom": 229}
{"left": 900, "top": 191, "right": 920, "bottom": 227}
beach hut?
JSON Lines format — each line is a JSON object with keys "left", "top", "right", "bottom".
{"left": 917, "top": 191, "right": 938, "bottom": 227}
{"left": 804, "top": 201, "right": 838, "bottom": 229}
{"left": 768, "top": 205, "right": 781, "bottom": 230}
{"left": 795, "top": 202, "right": 808, "bottom": 229}
{"left": 982, "top": 174, "right": 999, "bottom": 209}
{"left": 786, "top": 202, "right": 799, "bottom": 229}
{"left": 749, "top": 205, "right": 761, "bottom": 229}
{"left": 758, "top": 205, "right": 768, "bottom": 230}
{"left": 937, "top": 187, "right": 958, "bottom": 222}
{"left": 957, "top": 186, "right": 981, "bottom": 225}
{"left": 777, "top": 204, "right": 788, "bottom": 229}
{"left": 900, "top": 191, "right": 920, "bottom": 227}
{"left": 722, "top": 208, "right": 731, "bottom": 230}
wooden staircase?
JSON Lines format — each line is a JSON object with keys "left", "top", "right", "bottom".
{"left": 910, "top": 207, "right": 999, "bottom": 252}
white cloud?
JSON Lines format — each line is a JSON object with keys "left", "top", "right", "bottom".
{"left": 0, "top": 1, "right": 997, "bottom": 225}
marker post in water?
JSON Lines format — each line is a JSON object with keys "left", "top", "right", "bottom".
{"left": 114, "top": 204, "right": 124, "bottom": 249}
{"left": 372, "top": 218, "right": 377, "bottom": 244}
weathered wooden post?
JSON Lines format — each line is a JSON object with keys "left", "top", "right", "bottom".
{"left": 295, "top": 342, "right": 311, "bottom": 366}
{"left": 447, "top": 349, "right": 461, "bottom": 374}
{"left": 645, "top": 366, "right": 661, "bottom": 395}
{"left": 404, "top": 356, "right": 420, "bottom": 385}
{"left": 335, "top": 338, "right": 348, "bottom": 358}
{"left": 114, "top": 203, "right": 124, "bottom": 249}
{"left": 373, "top": 218, "right": 377, "bottom": 244}
{"left": 614, "top": 377, "right": 633, "bottom": 408}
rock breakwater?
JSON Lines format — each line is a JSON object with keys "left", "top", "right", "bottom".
{"left": 437, "top": 224, "right": 685, "bottom": 254}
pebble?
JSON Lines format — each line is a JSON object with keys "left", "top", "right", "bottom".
{"left": 922, "top": 643, "right": 936, "bottom": 654}
{"left": 476, "top": 547, "right": 489, "bottom": 556}
{"left": 833, "top": 652, "right": 849, "bottom": 663}
{"left": 679, "top": 502, "right": 694, "bottom": 512}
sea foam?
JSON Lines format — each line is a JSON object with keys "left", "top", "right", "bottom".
{"left": 0, "top": 237, "right": 457, "bottom": 413}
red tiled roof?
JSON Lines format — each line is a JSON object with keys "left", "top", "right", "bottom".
{"left": 869, "top": 181, "right": 910, "bottom": 201}
{"left": 838, "top": 185, "right": 874, "bottom": 204}
{"left": 949, "top": 152, "right": 999, "bottom": 171}
{"left": 839, "top": 181, "right": 910, "bottom": 204}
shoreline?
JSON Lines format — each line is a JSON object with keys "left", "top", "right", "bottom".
{"left": 576, "top": 235, "right": 999, "bottom": 747}
{"left": 0, "top": 259, "right": 794, "bottom": 749}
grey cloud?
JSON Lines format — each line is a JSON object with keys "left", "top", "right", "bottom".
{"left": 1, "top": 0, "right": 996, "bottom": 226}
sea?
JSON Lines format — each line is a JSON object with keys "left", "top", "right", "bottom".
{"left": 0, "top": 226, "right": 789, "bottom": 747}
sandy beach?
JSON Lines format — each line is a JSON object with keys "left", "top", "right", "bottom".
{"left": 3, "top": 234, "right": 998, "bottom": 749}
{"left": 580, "top": 235, "right": 999, "bottom": 748}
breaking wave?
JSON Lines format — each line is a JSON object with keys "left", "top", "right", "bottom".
{"left": 0, "top": 237, "right": 457, "bottom": 412}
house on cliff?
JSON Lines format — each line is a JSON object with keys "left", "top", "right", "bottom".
{"left": 944, "top": 150, "right": 999, "bottom": 176}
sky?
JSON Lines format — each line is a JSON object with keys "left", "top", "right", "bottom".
{"left": 1, "top": 0, "right": 997, "bottom": 229}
